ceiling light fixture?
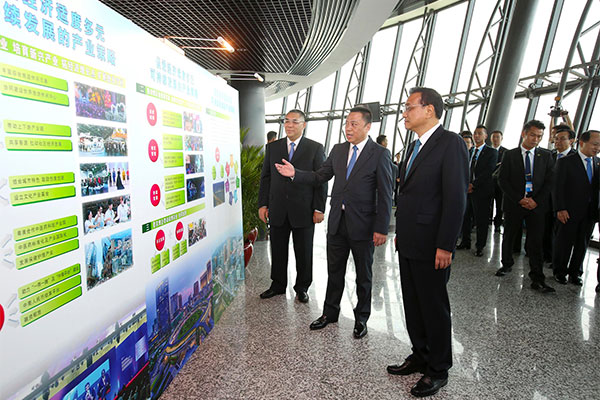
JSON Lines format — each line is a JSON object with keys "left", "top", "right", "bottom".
{"left": 165, "top": 36, "right": 235, "bottom": 53}
{"left": 217, "top": 72, "right": 265, "bottom": 83}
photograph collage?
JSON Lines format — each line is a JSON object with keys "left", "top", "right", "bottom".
{"left": 183, "top": 110, "right": 205, "bottom": 206}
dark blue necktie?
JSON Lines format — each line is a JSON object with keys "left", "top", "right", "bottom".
{"left": 346, "top": 145, "right": 358, "bottom": 179}
{"left": 289, "top": 142, "right": 295, "bottom": 160}
{"left": 525, "top": 150, "right": 532, "bottom": 181}
{"left": 557, "top": 153, "right": 563, "bottom": 159}
{"left": 405, "top": 139, "right": 421, "bottom": 177}
{"left": 586, "top": 157, "right": 593, "bottom": 183}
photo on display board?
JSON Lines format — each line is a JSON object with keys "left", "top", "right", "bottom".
{"left": 78, "top": 123, "right": 128, "bottom": 157}
{"left": 188, "top": 218, "right": 207, "bottom": 247}
{"left": 85, "top": 228, "right": 133, "bottom": 290}
{"left": 185, "top": 154, "right": 204, "bottom": 174}
{"left": 186, "top": 177, "right": 205, "bottom": 202}
{"left": 213, "top": 181, "right": 225, "bottom": 207}
{"left": 184, "top": 135, "right": 203, "bottom": 151}
{"left": 75, "top": 82, "right": 127, "bottom": 122}
{"left": 82, "top": 194, "right": 131, "bottom": 235}
{"left": 183, "top": 111, "right": 202, "bottom": 133}
{"left": 80, "top": 162, "right": 129, "bottom": 197}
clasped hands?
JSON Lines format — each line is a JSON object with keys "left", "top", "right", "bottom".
{"left": 518, "top": 197, "right": 537, "bottom": 210}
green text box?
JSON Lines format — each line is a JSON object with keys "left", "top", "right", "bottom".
{"left": 14, "top": 215, "right": 77, "bottom": 241}
{"left": 11, "top": 186, "right": 75, "bottom": 206}
{"left": 141, "top": 204, "right": 204, "bottom": 233}
{"left": 16, "top": 239, "right": 79, "bottom": 270}
{"left": 21, "top": 286, "right": 82, "bottom": 327}
{"left": 162, "top": 110, "right": 182, "bottom": 128}
{"left": 4, "top": 120, "right": 71, "bottom": 137}
{"left": 172, "top": 243, "right": 180, "bottom": 261}
{"left": 15, "top": 227, "right": 78, "bottom": 256}
{"left": 163, "top": 152, "right": 183, "bottom": 168}
{"left": 6, "top": 136, "right": 73, "bottom": 151}
{"left": 180, "top": 240, "right": 188, "bottom": 255}
{"left": 1, "top": 81, "right": 69, "bottom": 106}
{"left": 19, "top": 263, "right": 81, "bottom": 299}
{"left": 206, "top": 108, "right": 231, "bottom": 120}
{"left": 1, "top": 63, "right": 68, "bottom": 91}
{"left": 19, "top": 275, "right": 81, "bottom": 313}
{"left": 161, "top": 249, "right": 170, "bottom": 267}
{"left": 136, "top": 83, "right": 201, "bottom": 109}
{"left": 151, "top": 254, "right": 161, "bottom": 274}
{"left": 163, "top": 134, "right": 183, "bottom": 150}
{"left": 9, "top": 172, "right": 74, "bottom": 189}
{"left": 164, "top": 174, "right": 185, "bottom": 192}
{"left": 165, "top": 190, "right": 185, "bottom": 209}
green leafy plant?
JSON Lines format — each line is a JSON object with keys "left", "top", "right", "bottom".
{"left": 240, "top": 128, "right": 266, "bottom": 239}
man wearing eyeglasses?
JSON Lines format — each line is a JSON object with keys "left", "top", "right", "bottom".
{"left": 386, "top": 87, "right": 468, "bottom": 398}
{"left": 258, "top": 109, "right": 327, "bottom": 303}
{"left": 274, "top": 107, "right": 394, "bottom": 340}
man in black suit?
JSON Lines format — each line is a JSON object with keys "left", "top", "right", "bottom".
{"left": 386, "top": 87, "right": 469, "bottom": 398}
{"left": 458, "top": 125, "right": 497, "bottom": 256}
{"left": 552, "top": 130, "right": 600, "bottom": 285}
{"left": 275, "top": 107, "right": 393, "bottom": 339}
{"left": 490, "top": 130, "right": 507, "bottom": 232}
{"left": 258, "top": 109, "right": 327, "bottom": 302}
{"left": 496, "top": 120, "right": 555, "bottom": 293}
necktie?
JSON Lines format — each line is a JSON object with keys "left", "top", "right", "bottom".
{"left": 557, "top": 153, "right": 563, "bottom": 159}
{"left": 470, "top": 147, "right": 480, "bottom": 182}
{"left": 525, "top": 150, "right": 532, "bottom": 195}
{"left": 586, "top": 157, "right": 593, "bottom": 183}
{"left": 289, "top": 142, "right": 295, "bottom": 160}
{"left": 405, "top": 139, "right": 421, "bottom": 177}
{"left": 346, "top": 145, "right": 358, "bottom": 179}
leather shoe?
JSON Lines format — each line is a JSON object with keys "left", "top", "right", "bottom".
{"left": 353, "top": 321, "right": 367, "bottom": 339}
{"left": 259, "top": 288, "right": 285, "bottom": 299}
{"left": 386, "top": 359, "right": 426, "bottom": 376}
{"left": 596, "top": 284, "right": 600, "bottom": 293}
{"left": 474, "top": 249, "right": 484, "bottom": 257}
{"left": 456, "top": 242, "right": 470, "bottom": 250}
{"left": 296, "top": 291, "right": 309, "bottom": 303}
{"left": 309, "top": 315, "right": 337, "bottom": 330}
{"left": 554, "top": 275, "right": 567, "bottom": 285}
{"left": 410, "top": 375, "right": 448, "bottom": 397}
{"left": 569, "top": 276, "right": 583, "bottom": 286}
{"left": 495, "top": 266, "right": 512, "bottom": 276}
{"left": 531, "top": 281, "right": 556, "bottom": 293}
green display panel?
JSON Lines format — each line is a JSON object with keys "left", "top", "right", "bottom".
{"left": 151, "top": 254, "right": 161, "bottom": 274}
{"left": 161, "top": 249, "right": 170, "bottom": 267}
{"left": 16, "top": 239, "right": 79, "bottom": 270}
{"left": 141, "top": 204, "right": 204, "bottom": 233}
{"left": 18, "top": 264, "right": 81, "bottom": 299}
{"left": 180, "top": 239, "right": 188, "bottom": 255}
{"left": 19, "top": 275, "right": 81, "bottom": 313}
{"left": 0, "top": 63, "right": 68, "bottom": 91}
{"left": 1, "top": 81, "right": 69, "bottom": 105}
{"left": 6, "top": 136, "right": 73, "bottom": 151}
{"left": 20, "top": 287, "right": 82, "bottom": 327}
{"left": 9, "top": 172, "right": 75, "bottom": 189}
{"left": 13, "top": 215, "right": 77, "bottom": 241}
{"left": 15, "top": 227, "right": 78, "bottom": 256}
{"left": 162, "top": 110, "right": 182, "bottom": 128}
{"left": 163, "top": 152, "right": 183, "bottom": 168}
{"left": 11, "top": 186, "right": 76, "bottom": 206}
{"left": 3, "top": 120, "right": 71, "bottom": 137}
{"left": 164, "top": 174, "right": 185, "bottom": 192}
{"left": 206, "top": 108, "right": 231, "bottom": 120}
{"left": 163, "top": 134, "right": 183, "bottom": 150}
{"left": 135, "top": 83, "right": 201, "bottom": 109}
{"left": 165, "top": 190, "right": 185, "bottom": 209}
{"left": 172, "top": 243, "right": 180, "bottom": 261}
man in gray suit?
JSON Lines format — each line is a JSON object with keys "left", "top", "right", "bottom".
{"left": 275, "top": 107, "right": 394, "bottom": 339}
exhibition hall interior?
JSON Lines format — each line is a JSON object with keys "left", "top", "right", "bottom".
{"left": 1, "top": 0, "right": 599, "bottom": 399}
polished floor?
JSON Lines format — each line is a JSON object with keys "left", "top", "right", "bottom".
{"left": 162, "top": 223, "right": 600, "bottom": 399}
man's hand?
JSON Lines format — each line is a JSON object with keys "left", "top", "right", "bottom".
{"left": 467, "top": 183, "right": 473, "bottom": 194}
{"left": 373, "top": 232, "right": 387, "bottom": 246}
{"left": 258, "top": 206, "right": 269, "bottom": 223}
{"left": 435, "top": 248, "right": 452, "bottom": 269}
{"left": 313, "top": 211, "right": 324, "bottom": 224}
{"left": 557, "top": 210, "right": 569, "bottom": 224}
{"left": 275, "top": 159, "right": 296, "bottom": 178}
{"left": 519, "top": 197, "right": 537, "bottom": 210}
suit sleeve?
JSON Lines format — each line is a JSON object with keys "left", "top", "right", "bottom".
{"left": 552, "top": 157, "right": 567, "bottom": 212}
{"left": 437, "top": 136, "right": 469, "bottom": 251}
{"left": 311, "top": 143, "right": 327, "bottom": 212}
{"left": 258, "top": 143, "right": 271, "bottom": 208}
{"left": 498, "top": 152, "right": 522, "bottom": 206}
{"left": 473, "top": 148, "right": 497, "bottom": 190}
{"left": 295, "top": 145, "right": 336, "bottom": 185}
{"left": 532, "top": 152, "right": 554, "bottom": 207}
{"left": 373, "top": 149, "right": 394, "bottom": 235}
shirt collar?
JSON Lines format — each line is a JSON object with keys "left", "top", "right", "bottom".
{"left": 349, "top": 136, "right": 369, "bottom": 153}
{"left": 559, "top": 148, "right": 572, "bottom": 157}
{"left": 578, "top": 149, "right": 591, "bottom": 162}
{"left": 521, "top": 145, "right": 535, "bottom": 155}
{"left": 417, "top": 123, "right": 440, "bottom": 148}
{"left": 287, "top": 135, "right": 302, "bottom": 147}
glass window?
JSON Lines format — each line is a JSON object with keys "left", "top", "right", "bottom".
{"left": 334, "top": 58, "right": 358, "bottom": 110}
{"left": 362, "top": 26, "right": 398, "bottom": 104}
{"left": 518, "top": 2, "right": 553, "bottom": 78}
{"left": 502, "top": 98, "right": 529, "bottom": 149}
{"left": 390, "top": 18, "right": 422, "bottom": 103}
{"left": 305, "top": 120, "right": 328, "bottom": 146}
{"left": 546, "top": 0, "right": 588, "bottom": 71}
{"left": 310, "top": 71, "right": 337, "bottom": 112}
{"left": 265, "top": 97, "right": 284, "bottom": 115}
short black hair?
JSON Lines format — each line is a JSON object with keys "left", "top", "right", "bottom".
{"left": 349, "top": 106, "right": 372, "bottom": 124}
{"left": 266, "top": 131, "right": 277, "bottom": 141}
{"left": 490, "top": 130, "right": 503, "bottom": 137}
{"left": 552, "top": 123, "right": 571, "bottom": 132}
{"left": 459, "top": 130, "right": 472, "bottom": 139}
{"left": 579, "top": 130, "right": 600, "bottom": 142}
{"left": 555, "top": 127, "right": 575, "bottom": 140}
{"left": 523, "top": 119, "right": 545, "bottom": 132}
{"left": 475, "top": 124, "right": 487, "bottom": 132}
{"left": 409, "top": 87, "right": 444, "bottom": 119}
{"left": 376, "top": 135, "right": 387, "bottom": 145}
{"left": 286, "top": 109, "right": 306, "bottom": 120}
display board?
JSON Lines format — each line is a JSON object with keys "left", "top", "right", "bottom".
{"left": 0, "top": 1, "right": 244, "bottom": 399}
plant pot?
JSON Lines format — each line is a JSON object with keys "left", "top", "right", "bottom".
{"left": 244, "top": 240, "right": 254, "bottom": 267}
{"left": 247, "top": 227, "right": 258, "bottom": 244}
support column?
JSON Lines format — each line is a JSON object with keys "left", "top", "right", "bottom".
{"left": 231, "top": 80, "right": 266, "bottom": 147}
{"left": 484, "top": 0, "right": 540, "bottom": 134}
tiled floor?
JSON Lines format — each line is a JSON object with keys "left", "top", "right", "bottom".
{"left": 161, "top": 223, "right": 600, "bottom": 399}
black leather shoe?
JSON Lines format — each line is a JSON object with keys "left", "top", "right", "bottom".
{"left": 259, "top": 288, "right": 285, "bottom": 299}
{"left": 554, "top": 275, "right": 567, "bottom": 285}
{"left": 569, "top": 276, "right": 583, "bottom": 286}
{"left": 456, "top": 242, "right": 471, "bottom": 250}
{"left": 386, "top": 359, "right": 426, "bottom": 376}
{"left": 296, "top": 291, "right": 309, "bottom": 303}
{"left": 474, "top": 249, "right": 484, "bottom": 257}
{"left": 353, "top": 321, "right": 367, "bottom": 339}
{"left": 495, "top": 266, "right": 512, "bottom": 276}
{"left": 596, "top": 284, "right": 600, "bottom": 293}
{"left": 410, "top": 375, "right": 448, "bottom": 397}
{"left": 531, "top": 281, "right": 556, "bottom": 293}
{"left": 309, "top": 315, "right": 337, "bottom": 330}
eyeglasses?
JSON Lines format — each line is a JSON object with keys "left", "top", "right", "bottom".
{"left": 284, "top": 118, "right": 304, "bottom": 125}
{"left": 401, "top": 103, "right": 427, "bottom": 113}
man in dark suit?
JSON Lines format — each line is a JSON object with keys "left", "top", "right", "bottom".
{"left": 552, "top": 130, "right": 600, "bottom": 285}
{"left": 490, "top": 130, "right": 507, "bottom": 232}
{"left": 458, "top": 125, "right": 497, "bottom": 256}
{"left": 258, "top": 109, "right": 327, "bottom": 302}
{"left": 496, "top": 120, "right": 555, "bottom": 293}
{"left": 275, "top": 107, "right": 393, "bottom": 339}
{"left": 386, "top": 87, "right": 468, "bottom": 398}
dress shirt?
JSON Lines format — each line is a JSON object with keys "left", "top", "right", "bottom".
{"left": 520, "top": 145, "right": 536, "bottom": 181}
{"left": 558, "top": 148, "right": 572, "bottom": 158}
{"left": 347, "top": 136, "right": 368, "bottom": 165}
{"left": 578, "top": 149, "right": 593, "bottom": 175}
{"left": 414, "top": 122, "right": 440, "bottom": 153}
{"left": 287, "top": 135, "right": 302, "bottom": 155}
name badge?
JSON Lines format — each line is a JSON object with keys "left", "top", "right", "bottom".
{"left": 525, "top": 182, "right": 533, "bottom": 194}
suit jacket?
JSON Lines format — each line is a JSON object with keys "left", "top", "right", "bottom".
{"left": 396, "top": 126, "right": 469, "bottom": 260}
{"left": 471, "top": 144, "right": 498, "bottom": 197}
{"left": 552, "top": 152, "right": 600, "bottom": 221}
{"left": 294, "top": 138, "right": 394, "bottom": 241}
{"left": 258, "top": 136, "right": 327, "bottom": 228}
{"left": 552, "top": 148, "right": 576, "bottom": 162}
{"left": 494, "top": 146, "right": 507, "bottom": 170}
{"left": 498, "top": 147, "right": 554, "bottom": 214}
